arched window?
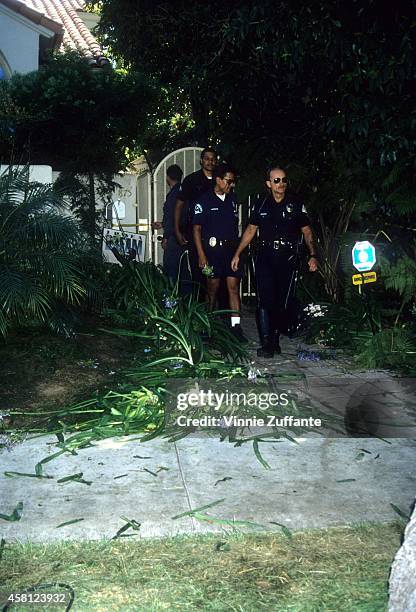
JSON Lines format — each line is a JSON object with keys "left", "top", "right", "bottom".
{"left": 0, "top": 52, "right": 11, "bottom": 80}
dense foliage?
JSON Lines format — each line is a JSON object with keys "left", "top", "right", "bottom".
{"left": 1, "top": 3, "right": 415, "bottom": 372}
{"left": 0, "top": 51, "right": 155, "bottom": 172}
{"left": 93, "top": 1, "right": 415, "bottom": 173}
{"left": 0, "top": 167, "right": 87, "bottom": 336}
{"left": 91, "top": 0, "right": 416, "bottom": 370}
{"left": 0, "top": 51, "right": 156, "bottom": 241}
{"left": 104, "top": 258, "right": 248, "bottom": 366}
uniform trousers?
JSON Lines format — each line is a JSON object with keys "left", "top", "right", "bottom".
{"left": 163, "top": 236, "right": 191, "bottom": 293}
{"left": 255, "top": 247, "right": 298, "bottom": 334}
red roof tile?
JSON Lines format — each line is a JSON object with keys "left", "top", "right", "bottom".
{"left": 4, "top": 0, "right": 108, "bottom": 66}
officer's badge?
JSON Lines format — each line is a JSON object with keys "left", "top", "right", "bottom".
{"left": 194, "top": 203, "right": 203, "bottom": 214}
{"left": 285, "top": 203, "right": 293, "bottom": 214}
{"left": 209, "top": 237, "right": 217, "bottom": 247}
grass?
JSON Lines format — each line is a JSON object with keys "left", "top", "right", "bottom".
{"left": 0, "top": 522, "right": 402, "bottom": 611}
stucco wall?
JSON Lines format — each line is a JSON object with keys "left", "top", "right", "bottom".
{"left": 1, "top": 165, "right": 52, "bottom": 183}
{"left": 0, "top": 6, "right": 40, "bottom": 74}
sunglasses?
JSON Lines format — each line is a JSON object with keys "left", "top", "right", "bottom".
{"left": 223, "top": 178, "right": 235, "bottom": 185}
{"left": 271, "top": 177, "right": 288, "bottom": 184}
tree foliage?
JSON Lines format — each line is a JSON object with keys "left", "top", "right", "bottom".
{"left": 0, "top": 51, "right": 159, "bottom": 242}
{"left": 93, "top": 0, "right": 416, "bottom": 176}
{"left": 93, "top": 0, "right": 416, "bottom": 315}
{"left": 0, "top": 51, "right": 156, "bottom": 173}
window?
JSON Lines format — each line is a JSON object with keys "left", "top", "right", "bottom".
{"left": 0, "top": 53, "right": 11, "bottom": 80}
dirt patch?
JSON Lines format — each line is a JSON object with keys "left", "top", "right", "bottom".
{"left": 0, "top": 327, "right": 140, "bottom": 427}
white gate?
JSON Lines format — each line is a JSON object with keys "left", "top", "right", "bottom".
{"left": 151, "top": 147, "right": 203, "bottom": 265}
{"left": 151, "top": 149, "right": 258, "bottom": 299}
{"left": 108, "top": 148, "right": 257, "bottom": 301}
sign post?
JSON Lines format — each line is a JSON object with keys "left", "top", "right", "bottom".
{"left": 352, "top": 240, "right": 376, "bottom": 273}
{"left": 352, "top": 240, "right": 377, "bottom": 335}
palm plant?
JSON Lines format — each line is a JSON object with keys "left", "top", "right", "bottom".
{"left": 0, "top": 166, "right": 86, "bottom": 336}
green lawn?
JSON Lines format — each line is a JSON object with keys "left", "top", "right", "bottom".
{"left": 0, "top": 522, "right": 401, "bottom": 611}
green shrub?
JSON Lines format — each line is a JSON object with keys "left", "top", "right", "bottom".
{"left": 0, "top": 167, "right": 87, "bottom": 337}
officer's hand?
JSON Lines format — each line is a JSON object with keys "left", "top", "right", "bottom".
{"left": 198, "top": 254, "right": 208, "bottom": 269}
{"left": 176, "top": 232, "right": 188, "bottom": 247}
{"left": 308, "top": 257, "right": 318, "bottom": 272}
{"left": 231, "top": 255, "right": 239, "bottom": 272}
{"left": 161, "top": 238, "right": 168, "bottom": 251}
{"left": 152, "top": 221, "right": 163, "bottom": 230}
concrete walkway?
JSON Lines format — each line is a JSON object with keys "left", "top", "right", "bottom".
{"left": 1, "top": 317, "right": 415, "bottom": 542}
{"left": 0, "top": 435, "right": 415, "bottom": 542}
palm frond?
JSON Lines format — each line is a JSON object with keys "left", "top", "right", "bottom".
{"left": 0, "top": 165, "right": 89, "bottom": 335}
{"left": 0, "top": 267, "right": 51, "bottom": 324}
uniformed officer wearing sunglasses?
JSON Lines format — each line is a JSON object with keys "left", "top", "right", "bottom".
{"left": 231, "top": 165, "right": 317, "bottom": 357}
{"left": 193, "top": 162, "right": 247, "bottom": 342}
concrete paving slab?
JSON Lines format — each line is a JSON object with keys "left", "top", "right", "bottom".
{"left": 0, "top": 436, "right": 192, "bottom": 542}
{"left": 175, "top": 437, "right": 416, "bottom": 533}
{"left": 1, "top": 432, "right": 415, "bottom": 543}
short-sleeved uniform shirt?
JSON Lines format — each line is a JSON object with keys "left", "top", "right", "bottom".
{"left": 249, "top": 194, "right": 310, "bottom": 242}
{"left": 192, "top": 189, "right": 239, "bottom": 241}
{"left": 192, "top": 189, "right": 241, "bottom": 279}
{"left": 177, "top": 169, "right": 214, "bottom": 233}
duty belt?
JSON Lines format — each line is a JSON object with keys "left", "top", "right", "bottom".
{"left": 203, "top": 237, "right": 238, "bottom": 248}
{"left": 259, "top": 239, "right": 296, "bottom": 250}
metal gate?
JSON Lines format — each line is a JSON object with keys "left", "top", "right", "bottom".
{"left": 150, "top": 147, "right": 203, "bottom": 265}
{"left": 240, "top": 194, "right": 258, "bottom": 299}
{"left": 151, "top": 150, "right": 259, "bottom": 300}
{"left": 110, "top": 147, "right": 259, "bottom": 300}
{"left": 151, "top": 149, "right": 259, "bottom": 299}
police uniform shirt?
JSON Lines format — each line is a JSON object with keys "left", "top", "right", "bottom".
{"left": 177, "top": 169, "right": 214, "bottom": 226}
{"left": 162, "top": 182, "right": 181, "bottom": 240}
{"left": 249, "top": 194, "right": 310, "bottom": 242}
{"left": 192, "top": 189, "right": 239, "bottom": 241}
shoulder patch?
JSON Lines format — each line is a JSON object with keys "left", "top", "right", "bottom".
{"left": 194, "top": 203, "right": 203, "bottom": 214}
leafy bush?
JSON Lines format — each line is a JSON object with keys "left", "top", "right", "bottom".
{"left": 104, "top": 259, "right": 248, "bottom": 365}
{"left": 302, "top": 297, "right": 416, "bottom": 373}
{"left": 353, "top": 327, "right": 416, "bottom": 373}
{"left": 0, "top": 167, "right": 87, "bottom": 336}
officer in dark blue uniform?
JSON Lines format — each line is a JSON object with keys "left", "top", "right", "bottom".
{"left": 231, "top": 165, "right": 318, "bottom": 356}
{"left": 152, "top": 164, "right": 191, "bottom": 288}
{"left": 192, "top": 163, "right": 246, "bottom": 341}
{"left": 174, "top": 148, "right": 217, "bottom": 291}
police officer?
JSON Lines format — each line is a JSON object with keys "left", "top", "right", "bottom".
{"left": 231, "top": 165, "right": 318, "bottom": 356}
{"left": 193, "top": 163, "right": 247, "bottom": 342}
{"left": 154, "top": 164, "right": 192, "bottom": 287}
{"left": 174, "top": 148, "right": 217, "bottom": 291}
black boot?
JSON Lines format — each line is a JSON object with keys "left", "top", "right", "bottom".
{"left": 270, "top": 312, "right": 282, "bottom": 355}
{"left": 256, "top": 308, "right": 274, "bottom": 358}
{"left": 273, "top": 330, "right": 282, "bottom": 355}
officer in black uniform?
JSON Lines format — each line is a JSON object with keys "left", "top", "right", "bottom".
{"left": 174, "top": 148, "right": 217, "bottom": 291}
{"left": 231, "top": 164, "right": 318, "bottom": 356}
{"left": 192, "top": 163, "right": 247, "bottom": 341}
{"left": 160, "top": 165, "right": 189, "bottom": 282}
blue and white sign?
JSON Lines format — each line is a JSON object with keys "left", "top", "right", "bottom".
{"left": 352, "top": 240, "right": 376, "bottom": 272}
